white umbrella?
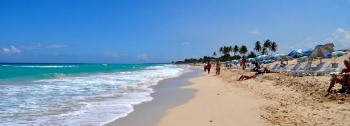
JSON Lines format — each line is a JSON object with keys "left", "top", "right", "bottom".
{"left": 255, "top": 55, "right": 269, "bottom": 61}
{"left": 273, "top": 54, "right": 287, "bottom": 61}
{"left": 288, "top": 49, "right": 303, "bottom": 57}
{"left": 309, "top": 43, "right": 335, "bottom": 63}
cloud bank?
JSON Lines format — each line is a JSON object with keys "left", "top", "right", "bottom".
{"left": 22, "top": 43, "right": 67, "bottom": 50}
{"left": 137, "top": 53, "right": 148, "bottom": 60}
{"left": 250, "top": 30, "right": 261, "bottom": 35}
{"left": 326, "top": 28, "right": 350, "bottom": 50}
{"left": 2, "top": 45, "right": 21, "bottom": 55}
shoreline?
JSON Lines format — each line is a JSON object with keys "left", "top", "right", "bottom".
{"left": 104, "top": 68, "right": 202, "bottom": 126}
{"left": 105, "top": 52, "right": 350, "bottom": 126}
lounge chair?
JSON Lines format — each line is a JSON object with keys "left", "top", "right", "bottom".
{"left": 311, "top": 61, "right": 332, "bottom": 76}
{"left": 294, "top": 60, "right": 313, "bottom": 75}
{"left": 269, "top": 64, "right": 280, "bottom": 71}
{"left": 286, "top": 62, "right": 303, "bottom": 75}
{"left": 329, "top": 63, "right": 344, "bottom": 74}
{"left": 278, "top": 65, "right": 289, "bottom": 72}
{"left": 245, "top": 64, "right": 255, "bottom": 71}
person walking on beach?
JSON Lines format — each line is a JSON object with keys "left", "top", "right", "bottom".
{"left": 216, "top": 59, "right": 221, "bottom": 75}
{"left": 241, "top": 56, "right": 247, "bottom": 70}
{"left": 325, "top": 59, "right": 350, "bottom": 96}
{"left": 206, "top": 61, "right": 211, "bottom": 74}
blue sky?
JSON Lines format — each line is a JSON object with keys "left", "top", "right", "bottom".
{"left": 1, "top": 0, "right": 350, "bottom": 63}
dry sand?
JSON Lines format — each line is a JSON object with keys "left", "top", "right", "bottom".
{"left": 158, "top": 71, "right": 271, "bottom": 126}
{"left": 159, "top": 52, "right": 350, "bottom": 126}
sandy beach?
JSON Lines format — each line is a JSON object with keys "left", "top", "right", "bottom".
{"left": 158, "top": 71, "right": 271, "bottom": 126}
{"left": 158, "top": 53, "right": 350, "bottom": 126}
{"left": 106, "top": 53, "right": 350, "bottom": 126}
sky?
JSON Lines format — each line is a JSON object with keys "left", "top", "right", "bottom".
{"left": 1, "top": 0, "right": 350, "bottom": 63}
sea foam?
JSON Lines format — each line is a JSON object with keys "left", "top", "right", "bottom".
{"left": 0, "top": 64, "right": 189, "bottom": 126}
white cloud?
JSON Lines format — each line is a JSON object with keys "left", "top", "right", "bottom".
{"left": 181, "top": 42, "right": 189, "bottom": 46}
{"left": 250, "top": 30, "right": 261, "bottom": 35}
{"left": 104, "top": 52, "right": 120, "bottom": 58}
{"left": 137, "top": 53, "right": 148, "bottom": 60}
{"left": 325, "top": 28, "right": 350, "bottom": 50}
{"left": 22, "top": 43, "right": 67, "bottom": 50}
{"left": 2, "top": 45, "right": 21, "bottom": 55}
{"left": 305, "top": 36, "right": 313, "bottom": 41}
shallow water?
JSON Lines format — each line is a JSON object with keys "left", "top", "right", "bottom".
{"left": 0, "top": 63, "right": 189, "bottom": 125}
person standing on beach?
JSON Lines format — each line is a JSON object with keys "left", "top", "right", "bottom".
{"left": 207, "top": 61, "right": 211, "bottom": 74}
{"left": 216, "top": 59, "right": 221, "bottom": 75}
{"left": 242, "top": 56, "right": 247, "bottom": 70}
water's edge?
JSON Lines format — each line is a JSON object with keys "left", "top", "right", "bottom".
{"left": 104, "top": 67, "right": 202, "bottom": 126}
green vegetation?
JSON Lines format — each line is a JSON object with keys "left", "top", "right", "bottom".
{"left": 173, "top": 39, "right": 278, "bottom": 64}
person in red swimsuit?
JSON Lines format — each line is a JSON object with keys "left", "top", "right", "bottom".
{"left": 207, "top": 61, "right": 211, "bottom": 74}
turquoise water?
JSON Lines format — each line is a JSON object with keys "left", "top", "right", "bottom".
{"left": 0, "top": 63, "right": 190, "bottom": 125}
{"left": 0, "top": 63, "right": 155, "bottom": 81}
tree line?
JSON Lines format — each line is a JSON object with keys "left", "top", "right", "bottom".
{"left": 174, "top": 39, "right": 278, "bottom": 64}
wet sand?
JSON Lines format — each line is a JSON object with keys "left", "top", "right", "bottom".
{"left": 104, "top": 68, "right": 202, "bottom": 126}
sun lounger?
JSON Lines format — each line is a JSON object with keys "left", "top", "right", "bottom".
{"left": 294, "top": 60, "right": 313, "bottom": 75}
{"left": 270, "top": 64, "right": 280, "bottom": 71}
{"left": 245, "top": 64, "right": 255, "bottom": 71}
{"left": 278, "top": 65, "right": 289, "bottom": 72}
{"left": 329, "top": 63, "right": 344, "bottom": 74}
{"left": 286, "top": 62, "right": 303, "bottom": 75}
{"left": 311, "top": 61, "right": 332, "bottom": 76}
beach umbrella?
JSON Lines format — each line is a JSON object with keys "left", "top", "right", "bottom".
{"left": 287, "top": 49, "right": 303, "bottom": 57}
{"left": 297, "top": 56, "right": 308, "bottom": 62}
{"left": 301, "top": 48, "right": 313, "bottom": 56}
{"left": 247, "top": 58, "right": 255, "bottom": 63}
{"left": 231, "top": 60, "right": 239, "bottom": 64}
{"left": 262, "top": 59, "right": 274, "bottom": 64}
{"left": 255, "top": 55, "right": 269, "bottom": 61}
{"left": 309, "top": 43, "right": 335, "bottom": 63}
{"left": 286, "top": 56, "right": 293, "bottom": 60}
{"left": 324, "top": 51, "right": 347, "bottom": 58}
{"left": 273, "top": 54, "right": 287, "bottom": 61}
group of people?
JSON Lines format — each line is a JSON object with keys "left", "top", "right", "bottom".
{"left": 202, "top": 56, "right": 350, "bottom": 97}
{"left": 237, "top": 57, "right": 279, "bottom": 81}
{"left": 203, "top": 60, "right": 221, "bottom": 75}
{"left": 240, "top": 58, "right": 350, "bottom": 97}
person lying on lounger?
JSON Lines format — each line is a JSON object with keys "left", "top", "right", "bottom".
{"left": 263, "top": 66, "right": 279, "bottom": 73}
{"left": 237, "top": 72, "right": 262, "bottom": 81}
{"left": 237, "top": 67, "right": 278, "bottom": 81}
{"left": 324, "top": 59, "right": 350, "bottom": 96}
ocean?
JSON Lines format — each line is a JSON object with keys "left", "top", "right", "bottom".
{"left": 0, "top": 63, "right": 190, "bottom": 125}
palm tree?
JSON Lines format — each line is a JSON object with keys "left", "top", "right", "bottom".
{"left": 219, "top": 47, "right": 224, "bottom": 55}
{"left": 239, "top": 45, "right": 248, "bottom": 56}
{"left": 271, "top": 42, "right": 278, "bottom": 53}
{"left": 233, "top": 45, "right": 239, "bottom": 56}
{"left": 222, "top": 46, "right": 232, "bottom": 61}
{"left": 263, "top": 39, "right": 272, "bottom": 55}
{"left": 261, "top": 47, "right": 268, "bottom": 55}
{"left": 247, "top": 51, "right": 257, "bottom": 58}
{"left": 254, "top": 41, "right": 262, "bottom": 55}
{"left": 212, "top": 52, "right": 217, "bottom": 58}
{"left": 222, "top": 46, "right": 231, "bottom": 55}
